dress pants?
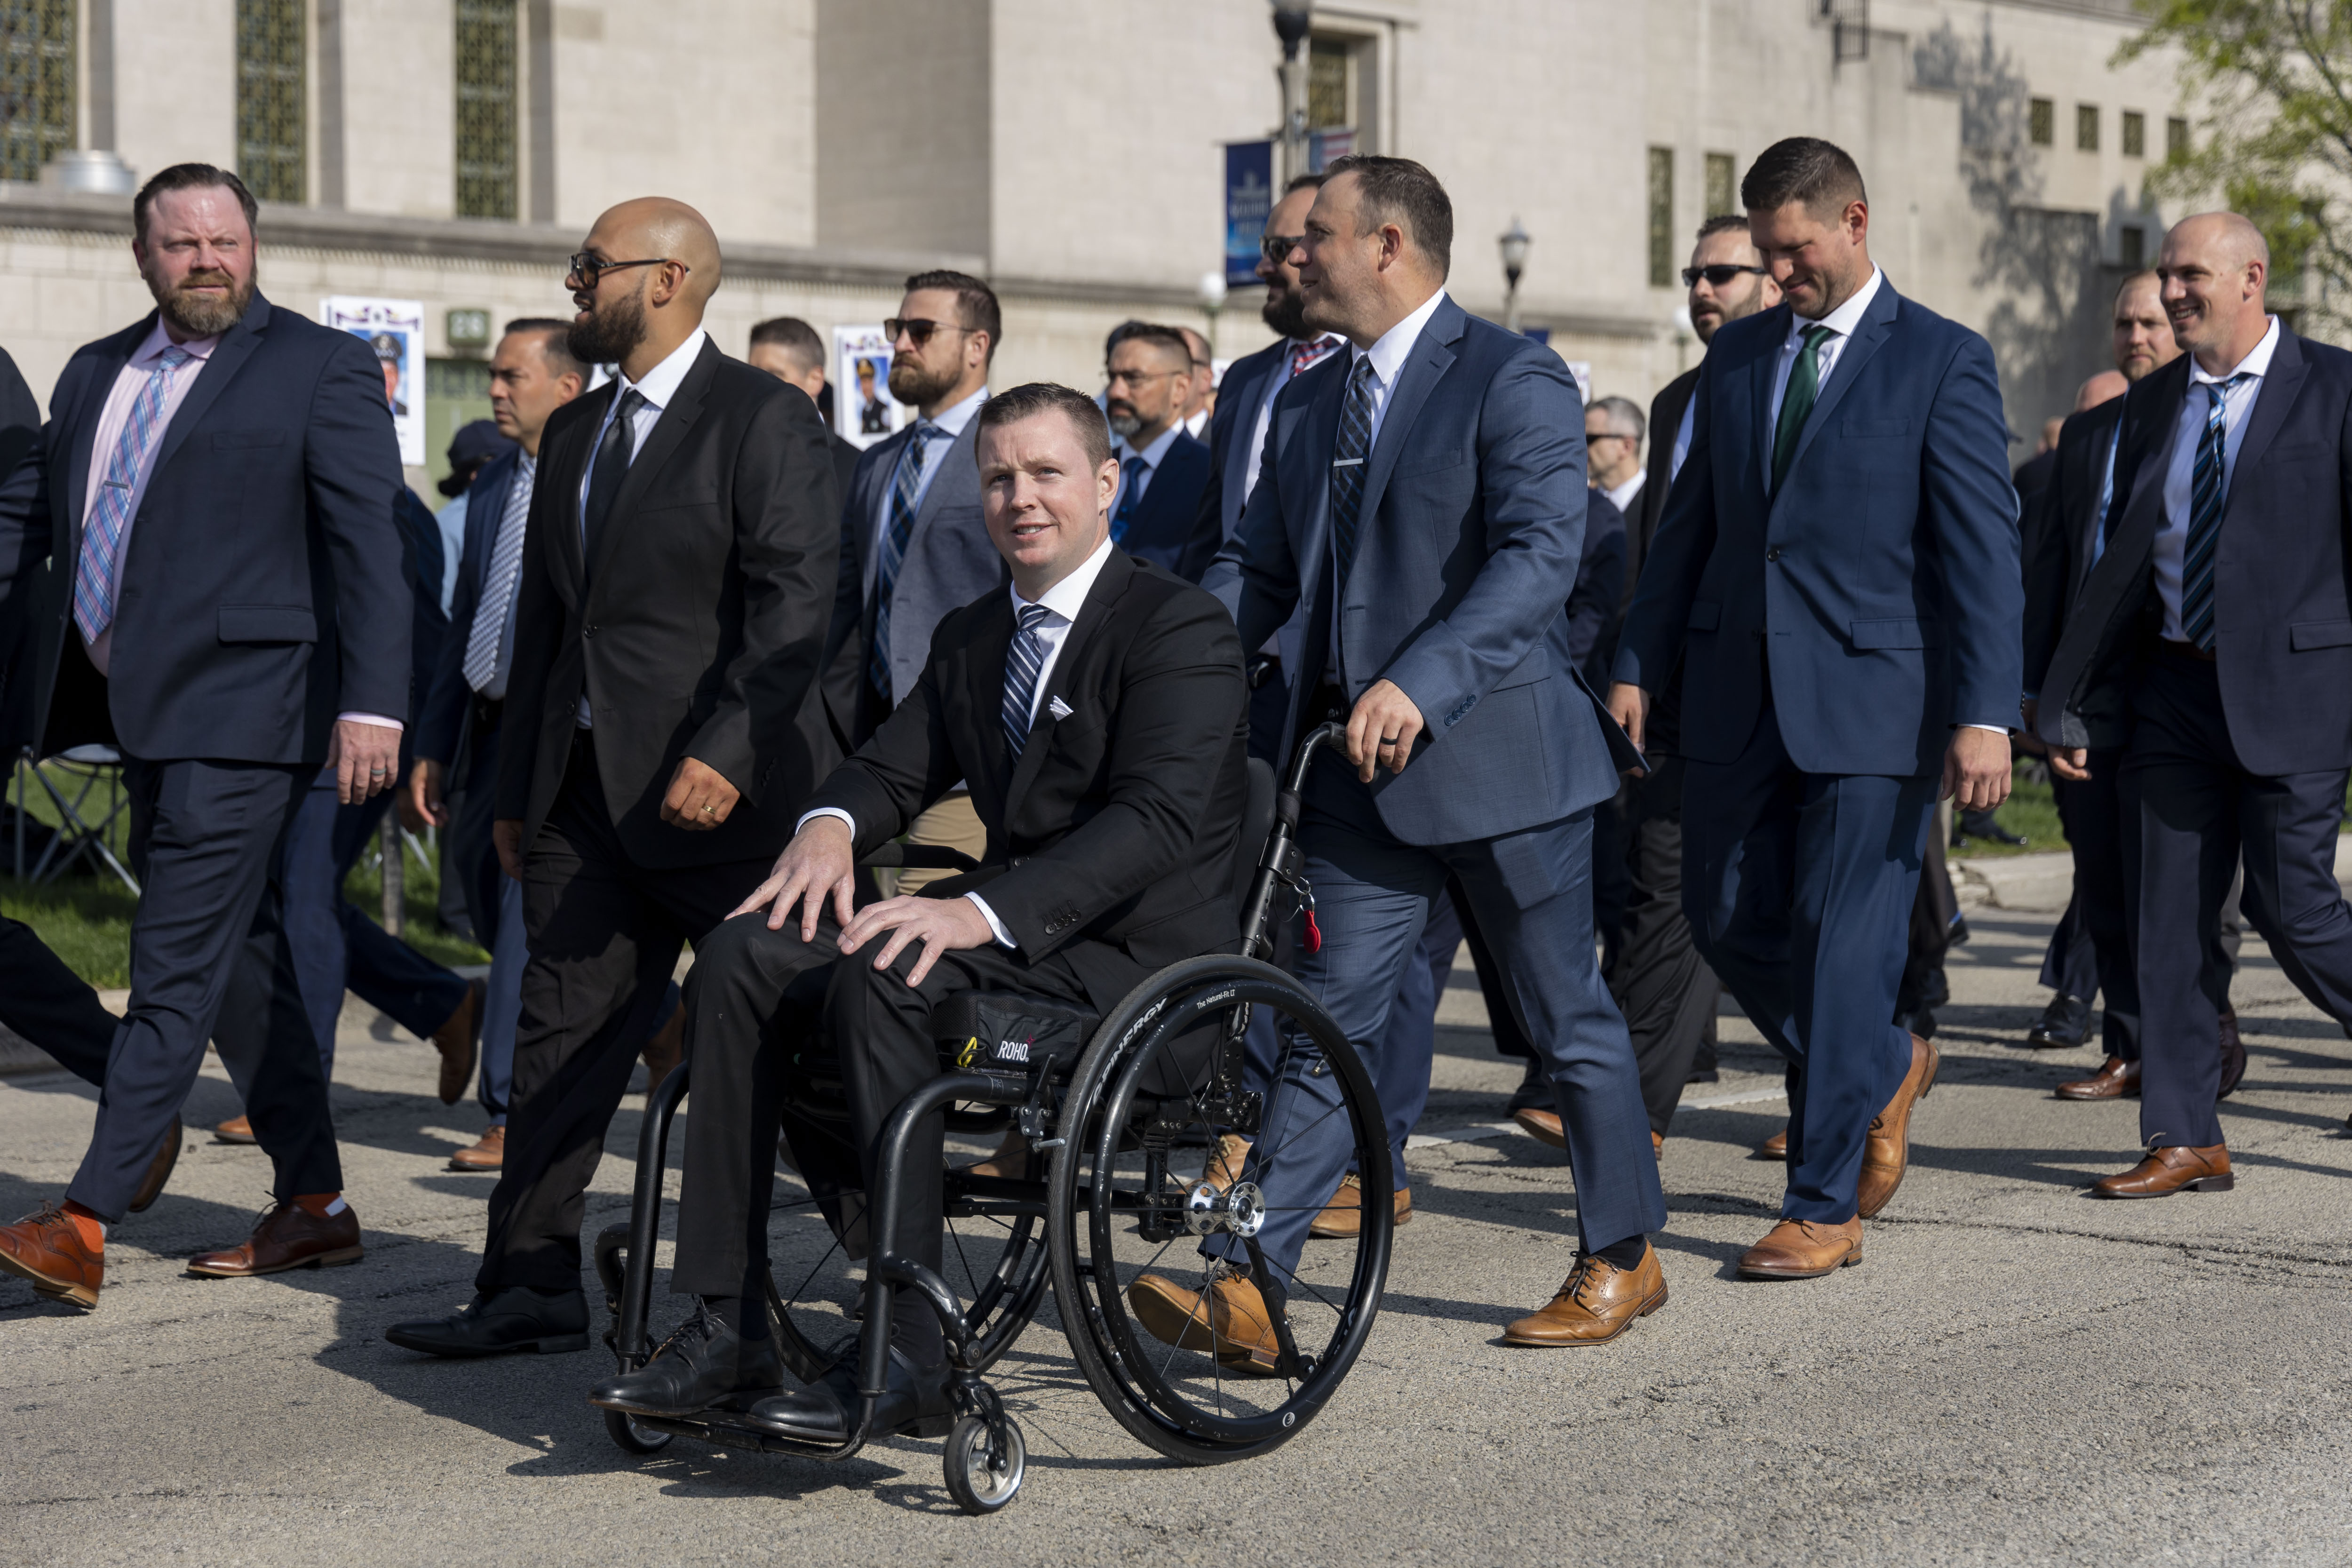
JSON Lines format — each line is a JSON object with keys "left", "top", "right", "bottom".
{"left": 2122, "top": 648, "right": 2352, "bottom": 1149}
{"left": 2042, "top": 749, "right": 2142, "bottom": 1057}
{"left": 281, "top": 771, "right": 469, "bottom": 1075}
{"left": 0, "top": 914, "right": 119, "bottom": 1085}
{"left": 1603, "top": 757, "right": 1723, "bottom": 1137}
{"left": 451, "top": 717, "right": 524, "bottom": 1122}
{"left": 1231, "top": 752, "right": 1664, "bottom": 1278}
{"left": 1681, "top": 704, "right": 1935, "bottom": 1223}
{"left": 672, "top": 909, "right": 1096, "bottom": 1363}
{"left": 474, "top": 734, "right": 770, "bottom": 1295}
{"left": 67, "top": 756, "right": 341, "bottom": 1221}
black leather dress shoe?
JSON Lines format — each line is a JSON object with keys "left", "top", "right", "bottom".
{"left": 2218, "top": 1008, "right": 2246, "bottom": 1099}
{"left": 746, "top": 1344, "right": 952, "bottom": 1443}
{"left": 2027, "top": 994, "right": 2094, "bottom": 1050}
{"left": 385, "top": 1286, "right": 591, "bottom": 1358}
{"left": 588, "top": 1302, "right": 785, "bottom": 1418}
{"left": 1504, "top": 1055, "right": 1549, "bottom": 1115}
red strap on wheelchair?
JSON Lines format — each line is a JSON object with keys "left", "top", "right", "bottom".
{"left": 1302, "top": 910, "right": 1322, "bottom": 954}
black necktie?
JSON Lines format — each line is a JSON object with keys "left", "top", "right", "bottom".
{"left": 582, "top": 388, "right": 647, "bottom": 573}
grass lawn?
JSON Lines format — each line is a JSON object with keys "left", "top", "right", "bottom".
{"left": 1947, "top": 761, "right": 2066, "bottom": 858}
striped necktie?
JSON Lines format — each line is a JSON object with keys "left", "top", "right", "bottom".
{"left": 2180, "top": 373, "right": 2252, "bottom": 652}
{"left": 869, "top": 422, "right": 943, "bottom": 700}
{"left": 1327, "top": 355, "right": 1379, "bottom": 599}
{"left": 1290, "top": 335, "right": 1340, "bottom": 379}
{"left": 1001, "top": 603, "right": 1054, "bottom": 763}
{"left": 462, "top": 458, "right": 535, "bottom": 693}
{"left": 74, "top": 346, "right": 193, "bottom": 642}
{"left": 1110, "top": 454, "right": 1148, "bottom": 543}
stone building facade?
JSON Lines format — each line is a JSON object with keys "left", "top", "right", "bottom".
{"left": 0, "top": 0, "right": 2190, "bottom": 492}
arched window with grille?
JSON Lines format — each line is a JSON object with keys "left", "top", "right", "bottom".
{"left": 455, "top": 0, "right": 516, "bottom": 220}
{"left": 0, "top": 0, "right": 74, "bottom": 186}
{"left": 236, "top": 0, "right": 305, "bottom": 204}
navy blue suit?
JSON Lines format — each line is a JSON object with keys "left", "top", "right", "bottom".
{"left": 1111, "top": 430, "right": 1216, "bottom": 581}
{"left": 0, "top": 293, "right": 410, "bottom": 1219}
{"left": 2038, "top": 327, "right": 2352, "bottom": 1150}
{"left": 1615, "top": 276, "right": 2021, "bottom": 1222}
{"left": 1207, "top": 294, "right": 1662, "bottom": 1271}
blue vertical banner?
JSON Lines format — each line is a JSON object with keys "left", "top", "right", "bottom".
{"left": 1224, "top": 141, "right": 1274, "bottom": 286}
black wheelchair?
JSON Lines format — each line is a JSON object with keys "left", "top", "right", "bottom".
{"left": 594, "top": 723, "right": 1393, "bottom": 1513}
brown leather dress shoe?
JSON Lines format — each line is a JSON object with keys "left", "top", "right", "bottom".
{"left": 128, "top": 1117, "right": 183, "bottom": 1214}
{"left": 1513, "top": 1106, "right": 1564, "bottom": 1148}
{"left": 957, "top": 1127, "right": 1027, "bottom": 1179}
{"left": 1502, "top": 1243, "right": 1668, "bottom": 1346}
{"left": 215, "top": 1114, "right": 258, "bottom": 1145}
{"left": 0, "top": 1203, "right": 103, "bottom": 1308}
{"left": 1307, "top": 1172, "right": 1411, "bottom": 1238}
{"left": 1857, "top": 1034, "right": 1939, "bottom": 1219}
{"left": 1127, "top": 1269, "right": 1284, "bottom": 1374}
{"left": 2091, "top": 1143, "right": 2233, "bottom": 1198}
{"left": 1737, "top": 1217, "right": 1863, "bottom": 1280}
{"left": 1651, "top": 1129, "right": 1664, "bottom": 1159}
{"left": 641, "top": 1005, "right": 685, "bottom": 1097}
{"left": 1756, "top": 1125, "right": 1789, "bottom": 1160}
{"left": 1202, "top": 1133, "right": 1251, "bottom": 1194}
{"left": 432, "top": 979, "right": 485, "bottom": 1106}
{"left": 186, "top": 1200, "right": 364, "bottom": 1277}
{"left": 2056, "top": 1056, "right": 2140, "bottom": 1100}
{"left": 449, "top": 1125, "right": 505, "bottom": 1171}
{"left": 2218, "top": 1009, "right": 2246, "bottom": 1099}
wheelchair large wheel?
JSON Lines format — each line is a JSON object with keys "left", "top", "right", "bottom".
{"left": 1047, "top": 955, "right": 1391, "bottom": 1466}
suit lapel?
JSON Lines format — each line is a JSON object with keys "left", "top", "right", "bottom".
{"left": 1221, "top": 348, "right": 1279, "bottom": 512}
{"left": 857, "top": 424, "right": 914, "bottom": 594}
{"left": 1357, "top": 299, "right": 1462, "bottom": 532}
{"left": 1280, "top": 353, "right": 1347, "bottom": 609}
{"left": 146, "top": 295, "right": 272, "bottom": 490}
{"left": 1782, "top": 279, "right": 1898, "bottom": 485}
{"left": 1746, "top": 306, "right": 1790, "bottom": 494}
{"left": 62, "top": 319, "right": 147, "bottom": 543}
{"left": 588, "top": 339, "right": 720, "bottom": 586}
{"left": 1002, "top": 551, "right": 1133, "bottom": 828}
{"left": 912, "top": 419, "right": 979, "bottom": 540}
{"left": 543, "top": 388, "right": 606, "bottom": 599}
{"left": 962, "top": 590, "right": 1018, "bottom": 802}
{"left": 2226, "top": 329, "right": 2308, "bottom": 517}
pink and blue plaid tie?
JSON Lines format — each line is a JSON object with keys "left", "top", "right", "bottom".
{"left": 74, "top": 346, "right": 194, "bottom": 642}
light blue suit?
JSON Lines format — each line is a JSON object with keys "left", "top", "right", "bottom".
{"left": 1206, "top": 295, "right": 1664, "bottom": 1272}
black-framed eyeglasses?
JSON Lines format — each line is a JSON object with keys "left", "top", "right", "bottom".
{"left": 1104, "top": 367, "right": 1186, "bottom": 389}
{"left": 1261, "top": 234, "right": 1306, "bottom": 265}
{"left": 1682, "top": 263, "right": 1769, "bottom": 288}
{"left": 567, "top": 253, "right": 685, "bottom": 288}
{"left": 884, "top": 317, "right": 975, "bottom": 347}
{"left": 1586, "top": 430, "right": 1635, "bottom": 445}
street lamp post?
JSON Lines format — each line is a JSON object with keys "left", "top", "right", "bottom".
{"left": 1197, "top": 271, "right": 1229, "bottom": 360}
{"left": 1271, "top": 0, "right": 1313, "bottom": 183}
{"left": 1499, "top": 217, "right": 1531, "bottom": 334}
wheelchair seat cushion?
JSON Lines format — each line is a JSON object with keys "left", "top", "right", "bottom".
{"left": 931, "top": 991, "right": 1099, "bottom": 1076}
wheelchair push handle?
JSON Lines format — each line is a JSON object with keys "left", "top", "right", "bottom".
{"left": 1240, "top": 722, "right": 1348, "bottom": 958}
{"left": 1276, "top": 721, "right": 1348, "bottom": 832}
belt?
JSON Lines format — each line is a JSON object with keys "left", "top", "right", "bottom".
{"left": 1310, "top": 680, "right": 1349, "bottom": 724}
{"left": 2156, "top": 638, "right": 2217, "bottom": 664}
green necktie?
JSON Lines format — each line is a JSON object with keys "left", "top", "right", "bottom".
{"left": 1770, "top": 324, "right": 1835, "bottom": 493}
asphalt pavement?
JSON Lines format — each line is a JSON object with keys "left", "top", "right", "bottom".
{"left": 3, "top": 900, "right": 2349, "bottom": 1566}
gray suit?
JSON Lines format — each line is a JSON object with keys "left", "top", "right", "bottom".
{"left": 1203, "top": 294, "right": 1662, "bottom": 1273}
{"left": 819, "top": 416, "right": 1007, "bottom": 749}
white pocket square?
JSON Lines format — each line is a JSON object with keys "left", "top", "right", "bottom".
{"left": 1048, "top": 696, "right": 1074, "bottom": 720}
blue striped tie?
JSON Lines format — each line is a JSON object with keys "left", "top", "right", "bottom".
{"left": 869, "top": 422, "right": 941, "bottom": 701}
{"left": 74, "top": 345, "right": 193, "bottom": 641}
{"left": 462, "top": 458, "right": 535, "bottom": 692}
{"left": 1327, "top": 355, "right": 1378, "bottom": 599}
{"left": 2179, "top": 374, "right": 2250, "bottom": 653}
{"left": 1001, "top": 603, "right": 1054, "bottom": 763}
{"left": 1110, "top": 454, "right": 1147, "bottom": 544}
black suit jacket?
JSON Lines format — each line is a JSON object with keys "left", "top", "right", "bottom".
{"left": 2038, "top": 327, "right": 2352, "bottom": 774}
{"left": 0, "top": 348, "right": 42, "bottom": 752}
{"left": 2019, "top": 397, "right": 2124, "bottom": 698}
{"left": 804, "top": 549, "right": 1249, "bottom": 1010}
{"left": 0, "top": 294, "right": 409, "bottom": 764}
{"left": 1626, "top": 364, "right": 1700, "bottom": 754}
{"left": 1114, "top": 432, "right": 1219, "bottom": 581}
{"left": 496, "top": 336, "right": 842, "bottom": 868}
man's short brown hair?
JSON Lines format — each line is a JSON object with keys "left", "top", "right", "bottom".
{"left": 1740, "top": 137, "right": 1868, "bottom": 220}
{"left": 1696, "top": 213, "right": 1750, "bottom": 244}
{"left": 1112, "top": 323, "right": 1192, "bottom": 367}
{"left": 1323, "top": 154, "right": 1453, "bottom": 278}
{"left": 748, "top": 315, "right": 826, "bottom": 374}
{"left": 504, "top": 316, "right": 584, "bottom": 380}
{"left": 977, "top": 382, "right": 1112, "bottom": 473}
{"left": 134, "top": 162, "right": 258, "bottom": 242}
{"left": 904, "top": 269, "right": 1001, "bottom": 363}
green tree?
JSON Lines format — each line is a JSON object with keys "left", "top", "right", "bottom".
{"left": 2121, "top": 1, "right": 2348, "bottom": 329}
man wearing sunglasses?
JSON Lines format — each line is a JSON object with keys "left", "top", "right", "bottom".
{"left": 815, "top": 271, "right": 1007, "bottom": 897}
{"left": 386, "top": 196, "right": 841, "bottom": 1359}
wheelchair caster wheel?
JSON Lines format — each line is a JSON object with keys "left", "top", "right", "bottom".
{"left": 942, "top": 1413, "right": 1025, "bottom": 1514}
{"left": 605, "top": 1409, "right": 673, "bottom": 1455}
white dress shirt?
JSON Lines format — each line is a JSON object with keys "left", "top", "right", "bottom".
{"left": 1114, "top": 422, "right": 1184, "bottom": 507}
{"left": 1603, "top": 470, "right": 1645, "bottom": 517}
{"left": 1671, "top": 395, "right": 1696, "bottom": 486}
{"left": 1244, "top": 333, "right": 1345, "bottom": 504}
{"left": 1765, "top": 264, "right": 1885, "bottom": 457}
{"left": 2154, "top": 316, "right": 2280, "bottom": 640}
{"left": 1182, "top": 407, "right": 1210, "bottom": 441}
{"left": 572, "top": 328, "right": 706, "bottom": 725}
{"left": 800, "top": 537, "right": 1117, "bottom": 949}
{"left": 432, "top": 492, "right": 468, "bottom": 617}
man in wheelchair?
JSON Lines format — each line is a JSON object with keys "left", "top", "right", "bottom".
{"left": 588, "top": 382, "right": 1250, "bottom": 1441}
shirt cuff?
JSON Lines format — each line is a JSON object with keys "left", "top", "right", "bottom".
{"left": 339, "top": 713, "right": 404, "bottom": 732}
{"left": 965, "top": 892, "right": 1017, "bottom": 950}
{"left": 795, "top": 806, "right": 856, "bottom": 837}
{"left": 1959, "top": 723, "right": 2009, "bottom": 734}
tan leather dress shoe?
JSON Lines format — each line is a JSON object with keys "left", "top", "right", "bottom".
{"left": 957, "top": 1127, "right": 1028, "bottom": 1180}
{"left": 449, "top": 1125, "right": 505, "bottom": 1171}
{"left": 432, "top": 979, "right": 485, "bottom": 1105}
{"left": 1651, "top": 1130, "right": 1664, "bottom": 1159}
{"left": 1202, "top": 1133, "right": 1251, "bottom": 1194}
{"left": 2091, "top": 1143, "right": 2233, "bottom": 1198}
{"left": 1502, "top": 1243, "right": 1668, "bottom": 1346}
{"left": 641, "top": 1005, "right": 685, "bottom": 1097}
{"left": 215, "top": 1114, "right": 258, "bottom": 1145}
{"left": 128, "top": 1117, "right": 183, "bottom": 1214}
{"left": 1127, "top": 1269, "right": 1284, "bottom": 1374}
{"left": 1307, "top": 1172, "right": 1411, "bottom": 1238}
{"left": 1737, "top": 1217, "right": 1863, "bottom": 1279}
{"left": 0, "top": 1204, "right": 103, "bottom": 1308}
{"left": 1756, "top": 1125, "right": 1788, "bottom": 1160}
{"left": 2056, "top": 1056, "right": 2140, "bottom": 1100}
{"left": 1513, "top": 1106, "right": 1565, "bottom": 1148}
{"left": 1857, "top": 1034, "right": 1939, "bottom": 1218}
{"left": 187, "top": 1200, "right": 364, "bottom": 1277}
